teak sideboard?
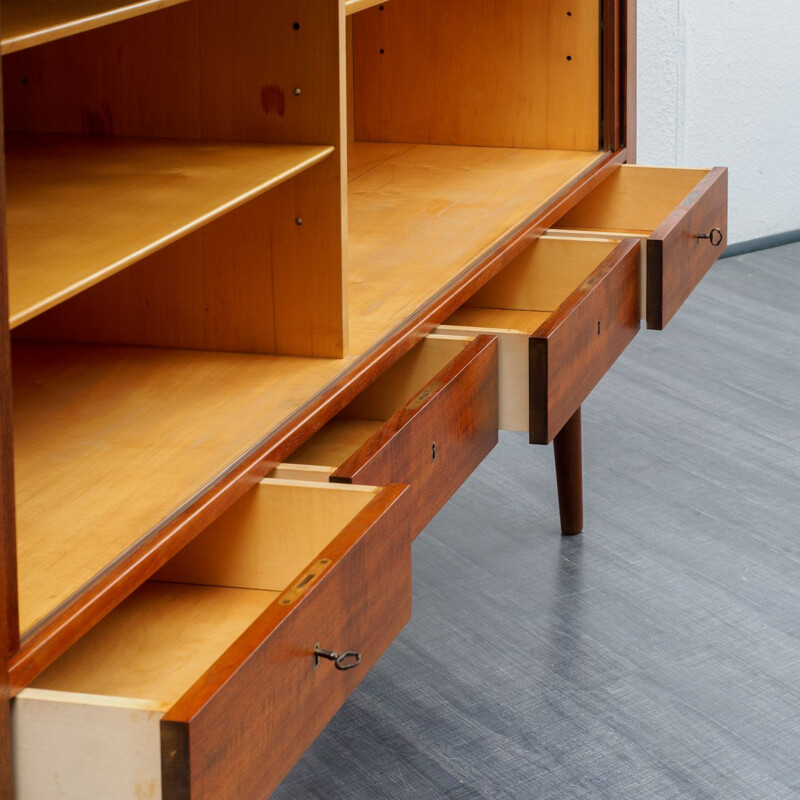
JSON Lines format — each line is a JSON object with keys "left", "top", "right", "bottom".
{"left": 0, "top": 1, "right": 727, "bottom": 797}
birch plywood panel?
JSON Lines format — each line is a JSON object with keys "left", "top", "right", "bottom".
{"left": 353, "top": 0, "right": 600, "bottom": 150}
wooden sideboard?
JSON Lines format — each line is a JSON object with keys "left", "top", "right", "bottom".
{"left": 0, "top": 1, "right": 727, "bottom": 797}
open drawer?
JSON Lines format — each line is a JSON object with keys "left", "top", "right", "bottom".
{"left": 550, "top": 164, "right": 728, "bottom": 330}
{"left": 438, "top": 236, "right": 640, "bottom": 444}
{"left": 278, "top": 334, "right": 498, "bottom": 537}
{"left": 12, "top": 479, "right": 411, "bottom": 800}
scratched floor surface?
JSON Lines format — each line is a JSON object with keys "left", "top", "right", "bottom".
{"left": 272, "top": 243, "right": 800, "bottom": 800}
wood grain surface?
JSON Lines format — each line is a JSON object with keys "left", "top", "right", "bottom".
{"left": 0, "top": 112, "right": 17, "bottom": 800}
{"left": 11, "top": 342, "right": 355, "bottom": 636}
{"left": 348, "top": 143, "right": 603, "bottom": 351}
{"left": 353, "top": 0, "right": 600, "bottom": 150}
{"left": 285, "top": 419, "right": 385, "bottom": 469}
{"left": 345, "top": 0, "right": 387, "bottom": 15}
{"left": 647, "top": 167, "right": 728, "bottom": 329}
{"left": 155, "top": 481, "right": 379, "bottom": 593}
{"left": 333, "top": 335, "right": 499, "bottom": 537}
{"left": 464, "top": 237, "right": 619, "bottom": 313}
{"left": 555, "top": 164, "right": 713, "bottom": 233}
{"left": 161, "top": 484, "right": 411, "bottom": 800}
{"left": 17, "top": 158, "right": 346, "bottom": 357}
{"left": 2, "top": 0, "right": 344, "bottom": 145}
{"left": 0, "top": 0, "right": 191, "bottom": 54}
{"left": 30, "top": 582, "right": 275, "bottom": 705}
{"left": 13, "top": 690, "right": 165, "bottom": 800}
{"left": 4, "top": 133, "right": 332, "bottom": 328}
{"left": 529, "top": 238, "right": 641, "bottom": 444}
{"left": 552, "top": 407, "right": 583, "bottom": 535}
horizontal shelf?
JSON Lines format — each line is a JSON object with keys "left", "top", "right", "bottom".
{"left": 345, "top": 0, "right": 388, "bottom": 15}
{"left": 0, "top": 0, "right": 191, "bottom": 55}
{"left": 13, "top": 341, "right": 354, "bottom": 635}
{"left": 6, "top": 133, "right": 334, "bottom": 328}
{"left": 347, "top": 141, "right": 602, "bottom": 351}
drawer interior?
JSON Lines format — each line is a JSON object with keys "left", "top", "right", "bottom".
{"left": 13, "top": 480, "right": 383, "bottom": 798}
{"left": 445, "top": 236, "right": 621, "bottom": 336}
{"left": 12, "top": 480, "right": 390, "bottom": 800}
{"left": 438, "top": 236, "right": 625, "bottom": 432}
{"left": 552, "top": 164, "right": 713, "bottom": 236}
{"left": 282, "top": 334, "right": 474, "bottom": 471}
{"left": 27, "top": 480, "right": 380, "bottom": 704}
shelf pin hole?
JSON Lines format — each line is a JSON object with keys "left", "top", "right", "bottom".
{"left": 292, "top": 21, "right": 300, "bottom": 30}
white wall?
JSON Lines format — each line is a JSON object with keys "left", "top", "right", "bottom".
{"left": 638, "top": 1, "right": 800, "bottom": 245}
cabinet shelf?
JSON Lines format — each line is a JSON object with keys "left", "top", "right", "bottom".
{"left": 345, "top": 0, "right": 387, "bottom": 15}
{"left": 0, "top": 0, "right": 192, "bottom": 54}
{"left": 5, "top": 133, "right": 334, "bottom": 328}
{"left": 347, "top": 142, "right": 602, "bottom": 351}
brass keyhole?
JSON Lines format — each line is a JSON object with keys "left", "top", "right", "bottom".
{"left": 431, "top": 442, "right": 437, "bottom": 461}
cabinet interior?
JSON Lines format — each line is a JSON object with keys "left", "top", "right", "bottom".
{"left": 2, "top": 0, "right": 609, "bottom": 647}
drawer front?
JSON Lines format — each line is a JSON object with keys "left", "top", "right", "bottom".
{"left": 647, "top": 168, "right": 728, "bottom": 329}
{"left": 161, "top": 484, "right": 411, "bottom": 800}
{"left": 332, "top": 335, "right": 498, "bottom": 537}
{"left": 555, "top": 164, "right": 728, "bottom": 330}
{"left": 530, "top": 238, "right": 640, "bottom": 444}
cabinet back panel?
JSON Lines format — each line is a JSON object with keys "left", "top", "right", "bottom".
{"left": 352, "top": 0, "right": 600, "bottom": 150}
{"left": 3, "top": 0, "right": 348, "bottom": 357}
{"left": 2, "top": 0, "right": 343, "bottom": 146}
{"left": 15, "top": 161, "right": 345, "bottom": 357}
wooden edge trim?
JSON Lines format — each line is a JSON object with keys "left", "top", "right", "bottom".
{"left": 161, "top": 482, "right": 408, "bottom": 724}
{"left": 645, "top": 238, "right": 664, "bottom": 331}
{"left": 602, "top": 0, "right": 622, "bottom": 152}
{"left": 528, "top": 237, "right": 641, "bottom": 445}
{"left": 623, "top": 0, "right": 637, "bottom": 161}
{"left": 528, "top": 338, "right": 549, "bottom": 446}
{"left": 330, "top": 335, "right": 498, "bottom": 482}
{"left": 160, "top": 721, "right": 191, "bottom": 800}
{"left": 10, "top": 148, "right": 626, "bottom": 691}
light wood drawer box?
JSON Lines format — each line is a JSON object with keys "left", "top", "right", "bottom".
{"left": 278, "top": 333, "right": 498, "bottom": 538}
{"left": 438, "top": 236, "right": 641, "bottom": 444}
{"left": 12, "top": 479, "right": 411, "bottom": 800}
{"left": 551, "top": 164, "right": 729, "bottom": 330}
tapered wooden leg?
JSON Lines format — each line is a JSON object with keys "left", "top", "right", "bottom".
{"left": 553, "top": 406, "right": 583, "bottom": 535}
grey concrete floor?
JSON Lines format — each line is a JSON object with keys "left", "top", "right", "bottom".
{"left": 273, "top": 243, "right": 800, "bottom": 799}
